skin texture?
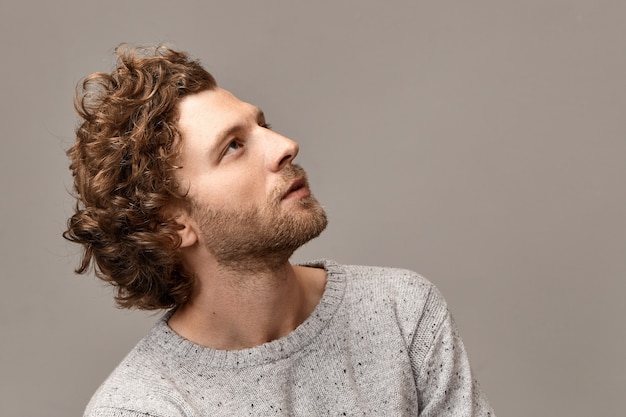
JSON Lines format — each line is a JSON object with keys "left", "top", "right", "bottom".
{"left": 167, "top": 88, "right": 328, "bottom": 350}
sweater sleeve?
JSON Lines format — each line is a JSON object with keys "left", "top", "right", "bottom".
{"left": 409, "top": 286, "right": 495, "bottom": 417}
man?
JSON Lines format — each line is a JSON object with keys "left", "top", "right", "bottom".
{"left": 65, "top": 45, "right": 495, "bottom": 416}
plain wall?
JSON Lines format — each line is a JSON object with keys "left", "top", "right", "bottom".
{"left": 1, "top": 1, "right": 624, "bottom": 416}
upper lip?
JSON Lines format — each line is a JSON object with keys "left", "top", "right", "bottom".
{"left": 283, "top": 177, "right": 306, "bottom": 199}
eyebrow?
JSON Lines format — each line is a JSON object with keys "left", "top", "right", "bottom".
{"left": 214, "top": 106, "right": 265, "bottom": 141}
{"left": 206, "top": 105, "right": 265, "bottom": 159}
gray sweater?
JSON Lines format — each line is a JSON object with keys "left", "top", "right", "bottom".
{"left": 84, "top": 260, "right": 495, "bottom": 416}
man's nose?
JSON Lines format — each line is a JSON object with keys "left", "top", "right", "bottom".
{"left": 264, "top": 130, "right": 299, "bottom": 172}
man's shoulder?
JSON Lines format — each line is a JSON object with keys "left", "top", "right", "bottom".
{"left": 319, "top": 260, "right": 446, "bottom": 325}
{"left": 328, "top": 261, "right": 450, "bottom": 357}
{"left": 341, "top": 263, "right": 436, "bottom": 298}
{"left": 84, "top": 323, "right": 190, "bottom": 417}
{"left": 304, "top": 259, "right": 440, "bottom": 308}
{"left": 343, "top": 263, "right": 431, "bottom": 282}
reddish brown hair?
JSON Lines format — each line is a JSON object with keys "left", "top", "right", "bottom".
{"left": 64, "top": 45, "right": 216, "bottom": 310}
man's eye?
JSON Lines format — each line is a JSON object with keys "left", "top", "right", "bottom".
{"left": 225, "top": 140, "right": 242, "bottom": 154}
{"left": 261, "top": 123, "right": 272, "bottom": 130}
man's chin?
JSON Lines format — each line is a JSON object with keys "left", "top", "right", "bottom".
{"left": 263, "top": 201, "right": 328, "bottom": 255}
{"left": 195, "top": 196, "right": 327, "bottom": 271}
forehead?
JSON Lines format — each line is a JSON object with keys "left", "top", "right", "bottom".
{"left": 177, "top": 87, "right": 258, "bottom": 132}
{"left": 175, "top": 88, "right": 264, "bottom": 170}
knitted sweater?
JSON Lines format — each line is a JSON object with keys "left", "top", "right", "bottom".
{"left": 84, "top": 260, "right": 495, "bottom": 416}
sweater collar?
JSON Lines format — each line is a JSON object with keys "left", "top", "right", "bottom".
{"left": 147, "top": 259, "right": 346, "bottom": 369}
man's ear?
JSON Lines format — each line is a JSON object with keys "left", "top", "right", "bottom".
{"left": 175, "top": 213, "right": 198, "bottom": 248}
{"left": 169, "top": 208, "right": 198, "bottom": 248}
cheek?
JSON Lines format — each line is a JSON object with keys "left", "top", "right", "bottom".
{"left": 224, "top": 163, "right": 269, "bottom": 196}
{"left": 198, "top": 172, "right": 267, "bottom": 208}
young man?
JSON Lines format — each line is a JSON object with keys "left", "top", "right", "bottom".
{"left": 65, "top": 45, "right": 495, "bottom": 416}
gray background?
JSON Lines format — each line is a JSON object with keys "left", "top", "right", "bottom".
{"left": 1, "top": 1, "right": 624, "bottom": 416}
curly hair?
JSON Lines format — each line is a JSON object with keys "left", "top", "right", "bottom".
{"left": 64, "top": 45, "right": 216, "bottom": 310}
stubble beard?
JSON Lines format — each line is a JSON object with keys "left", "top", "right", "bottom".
{"left": 190, "top": 165, "right": 328, "bottom": 274}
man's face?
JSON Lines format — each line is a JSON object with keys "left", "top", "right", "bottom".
{"left": 175, "top": 88, "right": 327, "bottom": 271}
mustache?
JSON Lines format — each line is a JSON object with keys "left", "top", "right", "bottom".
{"left": 270, "top": 164, "right": 308, "bottom": 203}
{"left": 281, "top": 164, "right": 306, "bottom": 184}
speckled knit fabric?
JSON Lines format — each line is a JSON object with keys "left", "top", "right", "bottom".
{"left": 84, "top": 260, "right": 495, "bottom": 416}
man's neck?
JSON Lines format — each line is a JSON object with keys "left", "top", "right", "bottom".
{"left": 167, "top": 261, "right": 326, "bottom": 350}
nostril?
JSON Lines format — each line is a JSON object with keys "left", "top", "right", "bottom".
{"left": 278, "top": 154, "right": 294, "bottom": 168}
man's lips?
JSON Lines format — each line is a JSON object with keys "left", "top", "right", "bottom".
{"left": 282, "top": 177, "right": 310, "bottom": 200}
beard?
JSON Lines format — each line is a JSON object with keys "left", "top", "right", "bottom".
{"left": 189, "top": 165, "right": 328, "bottom": 273}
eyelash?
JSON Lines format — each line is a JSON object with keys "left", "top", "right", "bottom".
{"left": 221, "top": 122, "right": 272, "bottom": 159}
{"left": 224, "top": 139, "right": 242, "bottom": 154}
